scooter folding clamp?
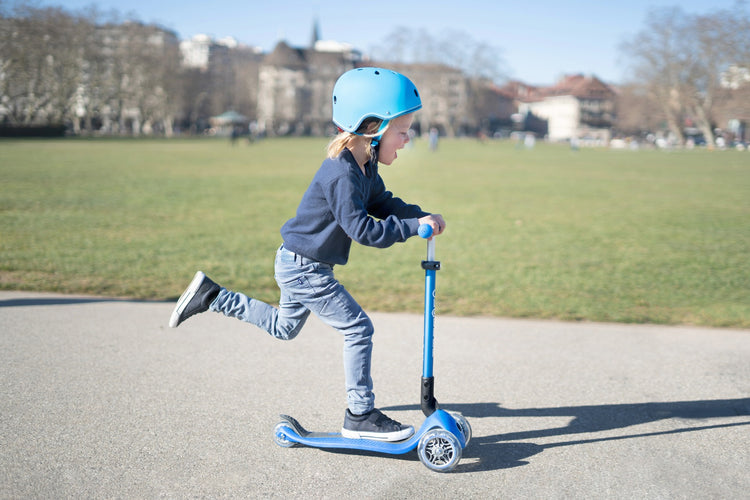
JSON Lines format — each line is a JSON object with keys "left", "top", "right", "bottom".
{"left": 421, "top": 260, "right": 441, "bottom": 271}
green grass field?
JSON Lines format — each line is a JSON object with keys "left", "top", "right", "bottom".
{"left": 1, "top": 137, "right": 749, "bottom": 328}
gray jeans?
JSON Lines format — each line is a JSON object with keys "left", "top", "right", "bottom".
{"left": 210, "top": 245, "right": 375, "bottom": 414}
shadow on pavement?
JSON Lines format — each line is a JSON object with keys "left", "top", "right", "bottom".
{"left": 0, "top": 297, "right": 170, "bottom": 307}
{"left": 381, "top": 398, "right": 750, "bottom": 472}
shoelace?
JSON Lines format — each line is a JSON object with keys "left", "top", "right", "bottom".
{"left": 372, "top": 410, "right": 403, "bottom": 429}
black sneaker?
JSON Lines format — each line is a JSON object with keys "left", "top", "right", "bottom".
{"left": 169, "top": 271, "right": 220, "bottom": 328}
{"left": 341, "top": 409, "right": 414, "bottom": 441}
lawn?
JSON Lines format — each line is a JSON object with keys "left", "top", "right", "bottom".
{"left": 1, "top": 137, "right": 748, "bottom": 328}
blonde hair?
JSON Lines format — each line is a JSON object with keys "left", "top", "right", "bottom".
{"left": 327, "top": 118, "right": 387, "bottom": 160}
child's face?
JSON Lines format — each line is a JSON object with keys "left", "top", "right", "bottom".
{"left": 378, "top": 114, "right": 413, "bottom": 165}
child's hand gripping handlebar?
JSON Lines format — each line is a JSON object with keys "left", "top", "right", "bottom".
{"left": 418, "top": 223, "right": 433, "bottom": 239}
{"left": 418, "top": 223, "right": 436, "bottom": 262}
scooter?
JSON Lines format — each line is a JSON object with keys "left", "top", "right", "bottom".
{"left": 273, "top": 224, "right": 471, "bottom": 472}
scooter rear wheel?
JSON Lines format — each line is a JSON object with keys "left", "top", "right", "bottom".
{"left": 417, "top": 429, "right": 462, "bottom": 472}
{"left": 273, "top": 422, "right": 297, "bottom": 448}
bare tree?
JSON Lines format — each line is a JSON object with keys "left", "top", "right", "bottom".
{"left": 620, "top": 7, "right": 691, "bottom": 144}
{"left": 620, "top": 3, "right": 750, "bottom": 146}
{"left": 371, "top": 27, "right": 506, "bottom": 83}
{"left": 72, "top": 19, "right": 179, "bottom": 136}
{"left": 683, "top": 6, "right": 750, "bottom": 146}
{"left": 370, "top": 26, "right": 412, "bottom": 64}
{"left": 228, "top": 47, "right": 262, "bottom": 122}
{"left": 126, "top": 23, "right": 181, "bottom": 135}
{"left": 0, "top": 5, "right": 85, "bottom": 125}
{"left": 75, "top": 7, "right": 121, "bottom": 134}
{"left": 0, "top": 3, "right": 183, "bottom": 135}
{"left": 0, "top": 6, "right": 13, "bottom": 122}
{"left": 614, "top": 83, "right": 665, "bottom": 137}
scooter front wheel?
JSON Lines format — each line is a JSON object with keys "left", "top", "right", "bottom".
{"left": 449, "top": 412, "right": 472, "bottom": 446}
{"left": 273, "top": 422, "right": 297, "bottom": 448}
{"left": 417, "top": 429, "right": 462, "bottom": 472}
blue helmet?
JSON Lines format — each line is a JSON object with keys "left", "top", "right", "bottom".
{"left": 332, "top": 67, "right": 422, "bottom": 139}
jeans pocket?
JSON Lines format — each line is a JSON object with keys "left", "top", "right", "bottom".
{"left": 276, "top": 256, "right": 311, "bottom": 288}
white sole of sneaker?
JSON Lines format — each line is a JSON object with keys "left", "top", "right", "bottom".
{"left": 168, "top": 271, "right": 206, "bottom": 328}
{"left": 341, "top": 426, "right": 415, "bottom": 442}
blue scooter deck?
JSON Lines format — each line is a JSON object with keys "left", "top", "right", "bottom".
{"left": 276, "top": 410, "right": 465, "bottom": 455}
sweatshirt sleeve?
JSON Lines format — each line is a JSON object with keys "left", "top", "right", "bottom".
{"left": 324, "top": 170, "right": 422, "bottom": 248}
{"left": 367, "top": 173, "right": 430, "bottom": 220}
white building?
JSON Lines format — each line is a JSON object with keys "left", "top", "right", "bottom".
{"left": 518, "top": 74, "right": 616, "bottom": 142}
{"left": 179, "top": 34, "right": 212, "bottom": 70}
{"left": 179, "top": 34, "right": 247, "bottom": 70}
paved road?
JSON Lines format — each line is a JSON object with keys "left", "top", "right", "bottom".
{"left": 1, "top": 290, "right": 749, "bottom": 499}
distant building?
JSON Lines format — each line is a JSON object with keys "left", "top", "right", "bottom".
{"left": 715, "top": 67, "right": 750, "bottom": 144}
{"left": 510, "top": 74, "right": 616, "bottom": 142}
{"left": 182, "top": 24, "right": 616, "bottom": 141}
{"left": 377, "top": 62, "right": 471, "bottom": 136}
{"left": 720, "top": 64, "right": 750, "bottom": 90}
{"left": 256, "top": 40, "right": 360, "bottom": 136}
{"left": 180, "top": 34, "right": 211, "bottom": 70}
{"left": 179, "top": 34, "right": 251, "bottom": 71}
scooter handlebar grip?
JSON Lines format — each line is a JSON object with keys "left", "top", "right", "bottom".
{"left": 418, "top": 223, "right": 433, "bottom": 239}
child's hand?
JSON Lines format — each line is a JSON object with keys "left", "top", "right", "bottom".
{"left": 418, "top": 214, "right": 446, "bottom": 236}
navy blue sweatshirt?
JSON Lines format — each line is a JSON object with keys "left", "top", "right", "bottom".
{"left": 280, "top": 148, "right": 430, "bottom": 265}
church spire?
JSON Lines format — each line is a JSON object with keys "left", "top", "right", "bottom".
{"left": 310, "top": 17, "right": 320, "bottom": 49}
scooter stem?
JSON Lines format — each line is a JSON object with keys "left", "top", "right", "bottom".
{"left": 419, "top": 225, "right": 440, "bottom": 416}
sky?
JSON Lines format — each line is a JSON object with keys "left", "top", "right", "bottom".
{"left": 17, "top": 0, "right": 745, "bottom": 85}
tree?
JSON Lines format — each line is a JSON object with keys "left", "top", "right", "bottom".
{"left": 614, "top": 83, "right": 665, "bottom": 137}
{"left": 370, "top": 27, "right": 506, "bottom": 83}
{"left": 0, "top": 4, "right": 182, "bottom": 135}
{"left": 119, "top": 22, "right": 180, "bottom": 135}
{"left": 0, "top": 5, "right": 85, "bottom": 125}
{"left": 620, "top": 3, "right": 750, "bottom": 146}
{"left": 620, "top": 7, "right": 691, "bottom": 144}
{"left": 369, "top": 27, "right": 507, "bottom": 136}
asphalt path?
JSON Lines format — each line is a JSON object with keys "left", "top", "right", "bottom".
{"left": 1, "top": 290, "right": 749, "bottom": 499}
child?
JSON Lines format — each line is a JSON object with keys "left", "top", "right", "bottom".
{"left": 169, "top": 67, "right": 445, "bottom": 442}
